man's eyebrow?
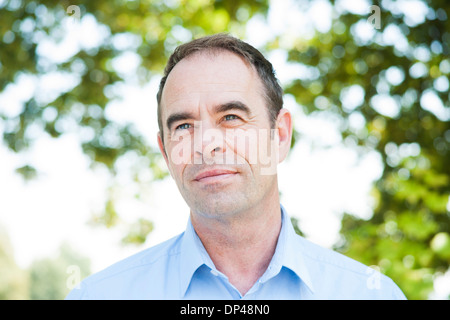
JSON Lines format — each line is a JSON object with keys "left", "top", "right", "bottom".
{"left": 166, "top": 112, "right": 195, "bottom": 131}
{"left": 215, "top": 101, "right": 252, "bottom": 117}
{"left": 165, "top": 101, "right": 251, "bottom": 130}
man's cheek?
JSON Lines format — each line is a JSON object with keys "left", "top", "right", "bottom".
{"left": 168, "top": 136, "right": 193, "bottom": 166}
{"left": 259, "top": 129, "right": 279, "bottom": 176}
{"left": 225, "top": 128, "right": 259, "bottom": 165}
{"left": 225, "top": 128, "right": 277, "bottom": 168}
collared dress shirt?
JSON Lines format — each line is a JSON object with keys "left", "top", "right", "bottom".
{"left": 66, "top": 205, "right": 406, "bottom": 300}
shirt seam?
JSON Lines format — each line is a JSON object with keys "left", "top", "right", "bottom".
{"left": 298, "top": 239, "right": 379, "bottom": 278}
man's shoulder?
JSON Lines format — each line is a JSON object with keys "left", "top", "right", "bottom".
{"left": 294, "top": 234, "right": 406, "bottom": 299}
{"left": 296, "top": 235, "right": 370, "bottom": 275}
{"left": 94, "top": 233, "right": 183, "bottom": 280}
{"left": 65, "top": 232, "right": 184, "bottom": 299}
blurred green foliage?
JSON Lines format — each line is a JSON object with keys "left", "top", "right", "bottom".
{"left": 29, "top": 243, "right": 91, "bottom": 299}
{"left": 0, "top": 226, "right": 90, "bottom": 299}
{"left": 304, "top": 0, "right": 449, "bottom": 300}
{"left": 0, "top": 0, "right": 448, "bottom": 299}
{"left": 0, "top": 226, "right": 29, "bottom": 299}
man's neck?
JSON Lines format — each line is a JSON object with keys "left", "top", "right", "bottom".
{"left": 190, "top": 193, "right": 282, "bottom": 296}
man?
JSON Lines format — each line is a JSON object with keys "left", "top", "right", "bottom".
{"left": 66, "top": 34, "right": 406, "bottom": 299}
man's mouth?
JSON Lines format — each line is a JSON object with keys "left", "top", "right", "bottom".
{"left": 194, "top": 168, "right": 238, "bottom": 182}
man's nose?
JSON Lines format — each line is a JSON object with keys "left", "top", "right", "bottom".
{"left": 194, "top": 121, "right": 225, "bottom": 161}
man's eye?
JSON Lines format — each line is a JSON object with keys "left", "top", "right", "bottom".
{"left": 175, "top": 123, "right": 192, "bottom": 130}
{"left": 224, "top": 114, "right": 240, "bottom": 121}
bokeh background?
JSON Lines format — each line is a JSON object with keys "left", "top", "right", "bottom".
{"left": 0, "top": 0, "right": 449, "bottom": 300}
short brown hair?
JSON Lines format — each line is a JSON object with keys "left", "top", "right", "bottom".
{"left": 156, "top": 33, "right": 283, "bottom": 142}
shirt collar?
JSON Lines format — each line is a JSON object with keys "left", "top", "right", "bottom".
{"left": 179, "top": 216, "right": 211, "bottom": 297}
{"left": 179, "top": 204, "right": 315, "bottom": 297}
{"left": 277, "top": 204, "right": 315, "bottom": 294}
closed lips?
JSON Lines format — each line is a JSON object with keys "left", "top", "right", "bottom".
{"left": 194, "top": 169, "right": 238, "bottom": 181}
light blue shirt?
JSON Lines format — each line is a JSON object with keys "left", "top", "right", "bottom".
{"left": 66, "top": 205, "right": 406, "bottom": 300}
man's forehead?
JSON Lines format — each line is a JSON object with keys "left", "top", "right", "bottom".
{"left": 160, "top": 50, "right": 261, "bottom": 111}
{"left": 171, "top": 52, "right": 252, "bottom": 83}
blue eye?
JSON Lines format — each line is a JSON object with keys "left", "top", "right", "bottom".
{"left": 176, "top": 123, "right": 192, "bottom": 130}
{"left": 224, "top": 114, "right": 239, "bottom": 121}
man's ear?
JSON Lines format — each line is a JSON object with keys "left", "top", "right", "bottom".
{"left": 276, "top": 108, "right": 293, "bottom": 164}
{"left": 157, "top": 132, "right": 169, "bottom": 167}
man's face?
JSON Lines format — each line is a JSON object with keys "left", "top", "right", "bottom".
{"left": 158, "top": 51, "right": 290, "bottom": 219}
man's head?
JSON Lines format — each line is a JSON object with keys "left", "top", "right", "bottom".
{"left": 156, "top": 33, "right": 292, "bottom": 219}
{"left": 156, "top": 33, "right": 284, "bottom": 146}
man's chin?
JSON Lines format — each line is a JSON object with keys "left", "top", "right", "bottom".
{"left": 189, "top": 197, "right": 248, "bottom": 220}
